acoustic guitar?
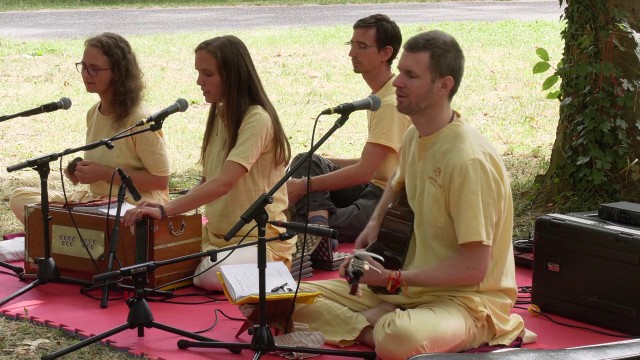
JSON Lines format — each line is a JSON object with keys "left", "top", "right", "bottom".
{"left": 346, "top": 189, "right": 414, "bottom": 295}
{"left": 365, "top": 189, "right": 414, "bottom": 271}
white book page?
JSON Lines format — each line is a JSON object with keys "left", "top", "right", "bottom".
{"left": 97, "top": 202, "right": 136, "bottom": 216}
{"left": 220, "top": 261, "right": 295, "bottom": 301}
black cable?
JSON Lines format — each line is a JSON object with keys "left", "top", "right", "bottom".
{"left": 513, "top": 233, "right": 534, "bottom": 254}
{"left": 193, "top": 308, "right": 245, "bottom": 334}
{"left": 517, "top": 286, "right": 532, "bottom": 305}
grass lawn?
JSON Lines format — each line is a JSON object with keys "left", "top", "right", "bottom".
{"left": 0, "top": 8, "right": 564, "bottom": 358}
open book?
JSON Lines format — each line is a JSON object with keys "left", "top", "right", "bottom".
{"left": 218, "top": 261, "right": 319, "bottom": 305}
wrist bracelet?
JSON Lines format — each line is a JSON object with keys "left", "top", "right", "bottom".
{"left": 307, "top": 176, "right": 314, "bottom": 193}
{"left": 159, "top": 205, "right": 167, "bottom": 220}
{"left": 386, "top": 270, "right": 403, "bottom": 294}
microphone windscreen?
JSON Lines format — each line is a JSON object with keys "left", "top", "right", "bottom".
{"left": 369, "top": 94, "right": 381, "bottom": 111}
{"left": 59, "top": 97, "right": 72, "bottom": 110}
{"left": 176, "top": 98, "right": 189, "bottom": 112}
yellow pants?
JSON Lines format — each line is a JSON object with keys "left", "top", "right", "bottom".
{"left": 10, "top": 186, "right": 92, "bottom": 225}
{"left": 293, "top": 280, "right": 493, "bottom": 360}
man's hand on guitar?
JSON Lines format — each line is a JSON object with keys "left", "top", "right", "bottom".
{"left": 339, "top": 251, "right": 385, "bottom": 297}
{"left": 354, "top": 221, "right": 381, "bottom": 250}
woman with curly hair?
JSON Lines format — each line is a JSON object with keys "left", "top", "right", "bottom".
{"left": 10, "top": 32, "right": 170, "bottom": 224}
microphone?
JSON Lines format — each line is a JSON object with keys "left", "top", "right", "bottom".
{"left": 320, "top": 94, "right": 381, "bottom": 116}
{"left": 116, "top": 168, "right": 141, "bottom": 201}
{"left": 142, "top": 98, "right": 189, "bottom": 124}
{"left": 0, "top": 97, "right": 71, "bottom": 122}
{"left": 268, "top": 220, "right": 338, "bottom": 239}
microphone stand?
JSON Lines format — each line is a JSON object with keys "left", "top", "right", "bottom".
{"left": 177, "top": 113, "right": 377, "bottom": 359}
{"left": 0, "top": 121, "right": 164, "bottom": 308}
{"left": 41, "top": 234, "right": 297, "bottom": 359}
{"left": 0, "top": 261, "right": 24, "bottom": 277}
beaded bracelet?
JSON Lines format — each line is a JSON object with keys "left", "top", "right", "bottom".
{"left": 386, "top": 270, "right": 403, "bottom": 294}
{"left": 158, "top": 205, "right": 167, "bottom": 220}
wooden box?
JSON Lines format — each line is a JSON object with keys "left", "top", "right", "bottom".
{"left": 24, "top": 205, "right": 202, "bottom": 289}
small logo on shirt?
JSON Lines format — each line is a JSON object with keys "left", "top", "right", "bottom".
{"left": 427, "top": 167, "right": 443, "bottom": 186}
{"left": 433, "top": 167, "right": 442, "bottom": 178}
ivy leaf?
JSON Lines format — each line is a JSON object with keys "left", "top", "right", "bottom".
{"left": 542, "top": 75, "right": 559, "bottom": 90}
{"left": 591, "top": 171, "right": 608, "bottom": 185}
{"left": 547, "top": 90, "right": 561, "bottom": 99}
{"left": 533, "top": 61, "right": 551, "bottom": 74}
{"left": 576, "top": 156, "right": 591, "bottom": 165}
{"left": 536, "top": 47, "right": 550, "bottom": 61}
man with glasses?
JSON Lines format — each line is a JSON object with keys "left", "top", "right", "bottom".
{"left": 286, "top": 14, "right": 411, "bottom": 248}
{"left": 290, "top": 30, "right": 527, "bottom": 360}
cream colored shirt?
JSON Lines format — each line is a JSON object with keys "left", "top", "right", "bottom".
{"left": 201, "top": 105, "right": 293, "bottom": 256}
{"left": 367, "top": 74, "right": 411, "bottom": 189}
{"left": 392, "top": 115, "right": 523, "bottom": 345}
{"left": 84, "top": 102, "right": 170, "bottom": 204}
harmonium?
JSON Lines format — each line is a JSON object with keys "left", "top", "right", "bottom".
{"left": 24, "top": 204, "right": 203, "bottom": 289}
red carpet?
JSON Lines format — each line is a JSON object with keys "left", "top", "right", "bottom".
{"left": 0, "top": 249, "right": 632, "bottom": 359}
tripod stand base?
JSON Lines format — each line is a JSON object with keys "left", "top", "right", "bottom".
{"left": 177, "top": 324, "right": 377, "bottom": 360}
{"left": 0, "top": 261, "right": 24, "bottom": 277}
{"left": 41, "top": 283, "right": 238, "bottom": 359}
{"left": 0, "top": 258, "right": 92, "bottom": 307}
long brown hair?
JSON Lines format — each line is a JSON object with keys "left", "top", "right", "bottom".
{"left": 196, "top": 35, "right": 290, "bottom": 166}
{"left": 84, "top": 32, "right": 144, "bottom": 124}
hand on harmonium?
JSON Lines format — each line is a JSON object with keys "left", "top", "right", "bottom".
{"left": 121, "top": 201, "right": 165, "bottom": 227}
{"left": 340, "top": 250, "right": 384, "bottom": 297}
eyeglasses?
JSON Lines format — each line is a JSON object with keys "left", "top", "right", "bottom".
{"left": 75, "top": 62, "right": 111, "bottom": 77}
{"left": 345, "top": 40, "right": 376, "bottom": 51}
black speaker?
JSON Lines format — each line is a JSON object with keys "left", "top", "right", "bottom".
{"left": 532, "top": 213, "right": 640, "bottom": 335}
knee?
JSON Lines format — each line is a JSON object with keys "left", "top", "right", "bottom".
{"left": 291, "top": 152, "right": 307, "bottom": 165}
{"left": 374, "top": 323, "right": 427, "bottom": 360}
{"left": 192, "top": 258, "right": 223, "bottom": 291}
{"left": 9, "top": 187, "right": 38, "bottom": 223}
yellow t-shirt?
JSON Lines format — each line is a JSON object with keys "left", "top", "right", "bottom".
{"left": 367, "top": 74, "right": 411, "bottom": 189}
{"left": 201, "top": 105, "right": 293, "bottom": 256}
{"left": 83, "top": 102, "right": 170, "bottom": 204}
{"left": 392, "top": 115, "right": 523, "bottom": 345}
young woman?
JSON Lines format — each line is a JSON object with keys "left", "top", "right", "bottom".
{"left": 122, "top": 35, "right": 293, "bottom": 291}
{"left": 9, "top": 32, "right": 170, "bottom": 224}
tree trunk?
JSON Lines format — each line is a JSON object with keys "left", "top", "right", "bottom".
{"left": 535, "top": 0, "right": 640, "bottom": 208}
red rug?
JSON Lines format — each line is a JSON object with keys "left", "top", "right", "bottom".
{"left": 0, "top": 247, "right": 631, "bottom": 359}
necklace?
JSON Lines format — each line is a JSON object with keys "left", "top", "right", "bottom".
{"left": 449, "top": 110, "right": 455, "bottom": 123}
{"left": 375, "top": 73, "right": 394, "bottom": 93}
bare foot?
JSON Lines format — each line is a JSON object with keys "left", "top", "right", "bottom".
{"left": 361, "top": 302, "right": 399, "bottom": 326}
{"left": 356, "top": 302, "right": 399, "bottom": 348}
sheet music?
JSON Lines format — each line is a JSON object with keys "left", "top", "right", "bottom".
{"left": 220, "top": 261, "right": 295, "bottom": 301}
{"left": 73, "top": 202, "right": 136, "bottom": 216}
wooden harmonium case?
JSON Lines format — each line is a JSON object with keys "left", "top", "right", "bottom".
{"left": 24, "top": 204, "right": 202, "bottom": 289}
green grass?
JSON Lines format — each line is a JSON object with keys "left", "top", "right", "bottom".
{"left": 0, "top": 9, "right": 565, "bottom": 358}
{"left": 0, "top": 20, "right": 564, "bottom": 238}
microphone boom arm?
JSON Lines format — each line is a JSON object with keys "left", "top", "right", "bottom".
{"left": 6, "top": 123, "right": 163, "bottom": 173}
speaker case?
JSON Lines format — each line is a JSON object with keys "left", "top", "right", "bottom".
{"left": 532, "top": 213, "right": 640, "bottom": 335}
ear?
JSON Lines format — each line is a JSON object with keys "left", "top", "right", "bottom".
{"left": 379, "top": 45, "right": 393, "bottom": 63}
{"left": 439, "top": 76, "right": 455, "bottom": 97}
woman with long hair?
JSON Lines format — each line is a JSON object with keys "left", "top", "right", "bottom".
{"left": 123, "top": 35, "right": 293, "bottom": 291}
